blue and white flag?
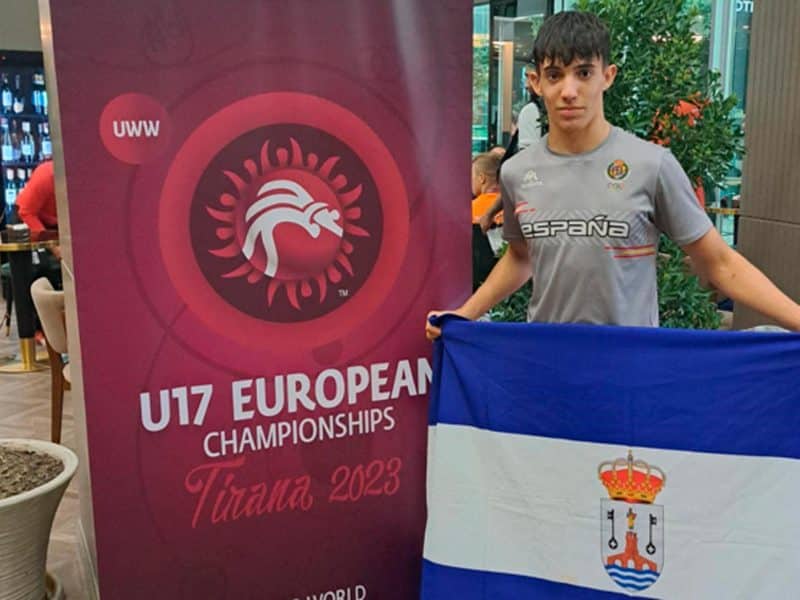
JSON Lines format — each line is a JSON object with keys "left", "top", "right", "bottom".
{"left": 422, "top": 317, "right": 800, "bottom": 599}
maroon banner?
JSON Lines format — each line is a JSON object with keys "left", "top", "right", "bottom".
{"left": 44, "top": 1, "right": 470, "bottom": 598}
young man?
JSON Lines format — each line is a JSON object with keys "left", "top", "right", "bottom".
{"left": 426, "top": 11, "right": 800, "bottom": 339}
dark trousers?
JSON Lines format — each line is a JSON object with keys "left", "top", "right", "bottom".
{"left": 472, "top": 225, "right": 497, "bottom": 292}
{"left": 35, "top": 250, "right": 62, "bottom": 290}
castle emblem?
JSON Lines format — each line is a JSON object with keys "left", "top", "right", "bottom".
{"left": 598, "top": 450, "right": 665, "bottom": 593}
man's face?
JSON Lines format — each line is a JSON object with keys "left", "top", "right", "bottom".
{"left": 531, "top": 56, "right": 617, "bottom": 133}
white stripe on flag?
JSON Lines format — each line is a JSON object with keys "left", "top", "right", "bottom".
{"left": 424, "top": 424, "right": 800, "bottom": 599}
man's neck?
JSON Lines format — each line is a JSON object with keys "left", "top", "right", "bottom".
{"left": 480, "top": 184, "right": 499, "bottom": 195}
{"left": 547, "top": 116, "right": 612, "bottom": 155}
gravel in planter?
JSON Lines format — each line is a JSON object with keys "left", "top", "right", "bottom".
{"left": 0, "top": 447, "right": 64, "bottom": 500}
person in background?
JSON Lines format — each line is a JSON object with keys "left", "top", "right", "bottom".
{"left": 15, "top": 159, "right": 62, "bottom": 289}
{"left": 17, "top": 160, "right": 57, "bottom": 235}
{"left": 427, "top": 11, "right": 800, "bottom": 339}
{"left": 478, "top": 65, "right": 544, "bottom": 234}
{"left": 517, "top": 63, "right": 543, "bottom": 152}
{"left": 471, "top": 152, "right": 503, "bottom": 290}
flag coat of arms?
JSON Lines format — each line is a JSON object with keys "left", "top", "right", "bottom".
{"left": 421, "top": 317, "right": 800, "bottom": 599}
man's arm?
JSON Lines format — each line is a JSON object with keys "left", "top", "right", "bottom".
{"left": 682, "top": 228, "right": 800, "bottom": 330}
{"left": 478, "top": 194, "right": 504, "bottom": 233}
{"left": 425, "top": 239, "right": 531, "bottom": 340}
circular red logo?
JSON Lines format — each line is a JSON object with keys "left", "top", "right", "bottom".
{"left": 160, "top": 93, "right": 408, "bottom": 347}
{"left": 99, "top": 93, "right": 171, "bottom": 164}
{"left": 191, "top": 124, "right": 382, "bottom": 322}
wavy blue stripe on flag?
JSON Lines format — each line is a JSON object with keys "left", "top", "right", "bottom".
{"left": 421, "top": 560, "right": 654, "bottom": 599}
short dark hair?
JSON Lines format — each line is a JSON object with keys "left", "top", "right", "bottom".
{"left": 532, "top": 11, "right": 610, "bottom": 70}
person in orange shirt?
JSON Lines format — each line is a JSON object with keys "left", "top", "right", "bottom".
{"left": 471, "top": 152, "right": 503, "bottom": 290}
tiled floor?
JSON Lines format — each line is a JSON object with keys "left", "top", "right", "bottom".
{"left": 0, "top": 331, "right": 87, "bottom": 598}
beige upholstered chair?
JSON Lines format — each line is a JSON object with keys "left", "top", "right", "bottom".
{"left": 30, "top": 277, "right": 70, "bottom": 443}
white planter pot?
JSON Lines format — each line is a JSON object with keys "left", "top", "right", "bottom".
{"left": 0, "top": 439, "right": 78, "bottom": 600}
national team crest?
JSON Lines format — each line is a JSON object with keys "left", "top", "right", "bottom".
{"left": 606, "top": 159, "right": 629, "bottom": 180}
{"left": 599, "top": 450, "right": 665, "bottom": 593}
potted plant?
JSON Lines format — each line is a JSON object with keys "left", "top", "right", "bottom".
{"left": 0, "top": 438, "right": 78, "bottom": 600}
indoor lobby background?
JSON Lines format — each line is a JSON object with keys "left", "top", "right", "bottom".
{"left": 0, "top": 1, "right": 798, "bottom": 598}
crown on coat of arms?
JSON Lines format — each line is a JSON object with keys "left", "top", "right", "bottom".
{"left": 598, "top": 450, "right": 666, "bottom": 504}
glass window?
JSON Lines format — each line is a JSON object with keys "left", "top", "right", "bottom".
{"left": 552, "top": 0, "right": 578, "bottom": 10}
{"left": 711, "top": 0, "right": 752, "bottom": 246}
{"left": 731, "top": 2, "right": 752, "bottom": 118}
{"left": 472, "top": 4, "right": 491, "bottom": 154}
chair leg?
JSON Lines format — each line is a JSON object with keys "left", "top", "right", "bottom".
{"left": 51, "top": 379, "right": 64, "bottom": 444}
{"left": 47, "top": 342, "right": 64, "bottom": 444}
{"left": 1, "top": 276, "right": 11, "bottom": 337}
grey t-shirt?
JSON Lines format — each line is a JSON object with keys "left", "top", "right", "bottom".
{"left": 501, "top": 126, "right": 712, "bottom": 327}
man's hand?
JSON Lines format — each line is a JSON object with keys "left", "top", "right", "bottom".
{"left": 425, "top": 309, "right": 470, "bottom": 341}
{"left": 425, "top": 310, "right": 447, "bottom": 341}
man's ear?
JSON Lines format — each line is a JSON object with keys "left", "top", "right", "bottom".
{"left": 602, "top": 64, "right": 618, "bottom": 91}
{"left": 530, "top": 69, "right": 543, "bottom": 97}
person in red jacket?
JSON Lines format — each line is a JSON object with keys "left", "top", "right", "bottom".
{"left": 13, "top": 159, "right": 62, "bottom": 291}
{"left": 17, "top": 159, "right": 58, "bottom": 232}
